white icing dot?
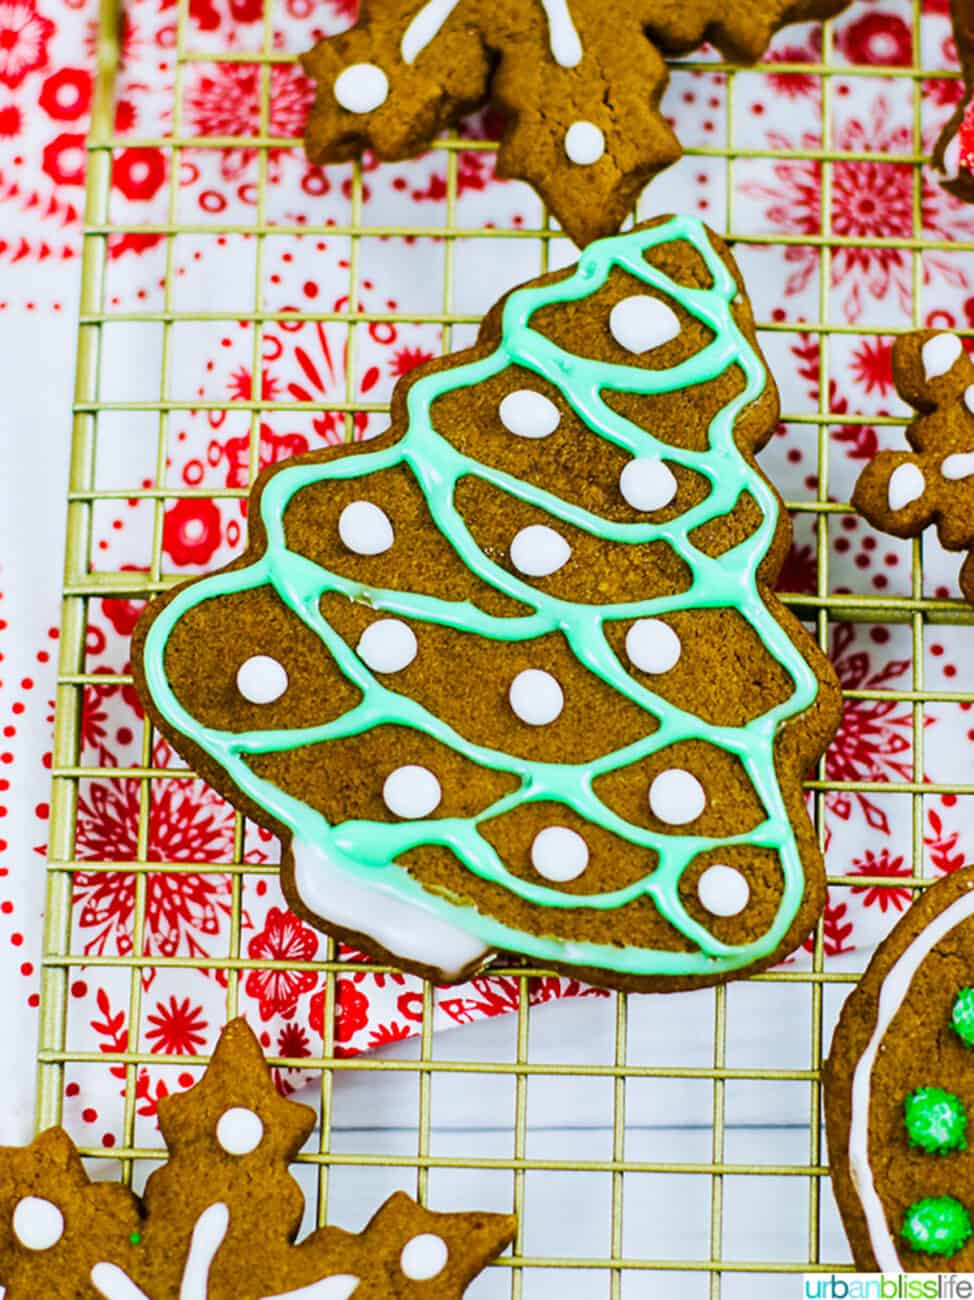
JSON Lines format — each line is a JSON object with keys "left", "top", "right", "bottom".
{"left": 649, "top": 769, "right": 706, "bottom": 825}
{"left": 625, "top": 619, "right": 681, "bottom": 675}
{"left": 942, "top": 451, "right": 974, "bottom": 480}
{"left": 509, "top": 669, "right": 564, "bottom": 726}
{"left": 13, "top": 1197, "right": 64, "bottom": 1251}
{"left": 236, "top": 654, "right": 288, "bottom": 705}
{"left": 400, "top": 1233, "right": 449, "bottom": 1281}
{"left": 922, "top": 332, "right": 962, "bottom": 381}
{"left": 697, "top": 864, "right": 750, "bottom": 917}
{"left": 609, "top": 296, "right": 681, "bottom": 355}
{"left": 887, "top": 462, "right": 926, "bottom": 511}
{"left": 510, "top": 524, "right": 571, "bottom": 577}
{"left": 383, "top": 765, "right": 441, "bottom": 819}
{"left": 338, "top": 500, "right": 394, "bottom": 555}
{"left": 499, "top": 389, "right": 561, "bottom": 439}
{"left": 564, "top": 120, "right": 604, "bottom": 165}
{"left": 356, "top": 619, "right": 418, "bottom": 674}
{"left": 216, "top": 1107, "right": 264, "bottom": 1156}
{"left": 333, "top": 63, "right": 388, "bottom": 114}
{"left": 530, "top": 826, "right": 589, "bottom": 882}
{"left": 619, "top": 457, "right": 677, "bottom": 512}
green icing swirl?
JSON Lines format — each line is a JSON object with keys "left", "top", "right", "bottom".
{"left": 952, "top": 987, "right": 974, "bottom": 1046}
{"left": 904, "top": 1086, "right": 968, "bottom": 1154}
{"left": 902, "top": 1196, "right": 973, "bottom": 1257}
{"left": 141, "top": 215, "right": 822, "bottom": 978}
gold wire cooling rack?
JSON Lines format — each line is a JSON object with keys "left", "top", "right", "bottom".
{"left": 36, "top": 0, "right": 974, "bottom": 1293}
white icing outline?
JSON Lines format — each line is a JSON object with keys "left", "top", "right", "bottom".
{"left": 401, "top": 0, "right": 582, "bottom": 67}
{"left": 539, "top": 0, "right": 582, "bottom": 65}
{"left": 401, "top": 0, "right": 463, "bottom": 63}
{"left": 292, "top": 835, "right": 491, "bottom": 979}
{"left": 848, "top": 887, "right": 974, "bottom": 1271}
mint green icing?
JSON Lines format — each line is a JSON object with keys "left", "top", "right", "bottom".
{"left": 142, "top": 215, "right": 821, "bottom": 977}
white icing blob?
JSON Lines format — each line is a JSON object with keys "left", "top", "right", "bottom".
{"left": 942, "top": 451, "right": 974, "bottom": 480}
{"left": 564, "top": 120, "right": 604, "bottom": 165}
{"left": 400, "top": 1233, "right": 449, "bottom": 1281}
{"left": 90, "top": 1261, "right": 151, "bottom": 1300}
{"left": 944, "top": 132, "right": 962, "bottom": 181}
{"left": 625, "top": 619, "right": 681, "bottom": 675}
{"left": 338, "top": 500, "right": 394, "bottom": 555}
{"left": 509, "top": 668, "right": 564, "bottom": 726}
{"left": 333, "top": 63, "right": 388, "bottom": 114}
{"left": 921, "top": 332, "right": 962, "bottom": 381}
{"left": 530, "top": 826, "right": 589, "bottom": 882}
{"left": 609, "top": 296, "right": 680, "bottom": 355}
{"left": 510, "top": 524, "right": 571, "bottom": 577}
{"left": 648, "top": 769, "right": 706, "bottom": 825}
{"left": 216, "top": 1107, "right": 264, "bottom": 1156}
{"left": 13, "top": 1197, "right": 64, "bottom": 1251}
{"left": 292, "top": 837, "right": 491, "bottom": 981}
{"left": 260, "top": 1277, "right": 361, "bottom": 1300}
{"left": 965, "top": 384, "right": 974, "bottom": 416}
{"left": 886, "top": 462, "right": 926, "bottom": 511}
{"left": 619, "top": 457, "right": 677, "bottom": 512}
{"left": 499, "top": 389, "right": 561, "bottom": 439}
{"left": 236, "top": 654, "right": 288, "bottom": 705}
{"left": 383, "top": 765, "right": 442, "bottom": 819}
{"left": 356, "top": 619, "right": 418, "bottom": 674}
{"left": 697, "top": 864, "right": 750, "bottom": 918}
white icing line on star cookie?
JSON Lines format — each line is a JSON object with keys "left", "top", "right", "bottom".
{"left": 401, "top": 0, "right": 464, "bottom": 63}
{"left": 259, "top": 1276, "right": 361, "bottom": 1299}
{"left": 91, "top": 1263, "right": 151, "bottom": 1300}
{"left": 539, "top": 0, "right": 582, "bottom": 66}
{"left": 922, "top": 333, "right": 963, "bottom": 381}
{"left": 887, "top": 462, "right": 925, "bottom": 512}
{"left": 848, "top": 887, "right": 974, "bottom": 1272}
{"left": 291, "top": 835, "right": 491, "bottom": 979}
{"left": 942, "top": 452, "right": 974, "bottom": 481}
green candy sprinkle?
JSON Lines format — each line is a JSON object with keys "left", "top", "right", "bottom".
{"left": 904, "top": 1086, "right": 968, "bottom": 1154}
{"left": 902, "top": 1196, "right": 973, "bottom": 1257}
{"left": 129, "top": 1231, "right": 141, "bottom": 1245}
{"left": 952, "top": 988, "right": 974, "bottom": 1047}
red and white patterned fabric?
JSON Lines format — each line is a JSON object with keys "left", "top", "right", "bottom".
{"left": 2, "top": 0, "right": 973, "bottom": 1143}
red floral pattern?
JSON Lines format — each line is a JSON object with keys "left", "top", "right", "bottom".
{"left": 245, "top": 906, "right": 320, "bottom": 1021}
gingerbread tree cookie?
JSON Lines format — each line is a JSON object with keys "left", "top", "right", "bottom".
{"left": 134, "top": 214, "right": 842, "bottom": 994}
{"left": 0, "top": 1019, "right": 516, "bottom": 1297}
{"left": 825, "top": 867, "right": 974, "bottom": 1271}
{"left": 852, "top": 330, "right": 974, "bottom": 605}
{"left": 300, "top": 0, "right": 852, "bottom": 248}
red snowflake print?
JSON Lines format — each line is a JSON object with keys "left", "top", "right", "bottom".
{"left": 207, "top": 423, "right": 310, "bottom": 500}
{"left": 245, "top": 906, "right": 319, "bottom": 1020}
{"left": 776, "top": 542, "right": 817, "bottom": 597}
{"left": 184, "top": 61, "right": 314, "bottom": 181}
{"left": 389, "top": 346, "right": 436, "bottom": 378}
{"left": 275, "top": 319, "right": 375, "bottom": 444}
{"left": 764, "top": 38, "right": 821, "bottom": 101}
{"left": 790, "top": 332, "right": 879, "bottom": 462}
{"left": 145, "top": 996, "right": 208, "bottom": 1055}
{"left": 162, "top": 497, "right": 223, "bottom": 567}
{"left": 803, "top": 893, "right": 855, "bottom": 957}
{"left": 926, "top": 805, "right": 967, "bottom": 876}
{"left": 848, "top": 847, "right": 914, "bottom": 912}
{"left": 849, "top": 336, "right": 894, "bottom": 396}
{"left": 0, "top": 0, "right": 54, "bottom": 89}
{"left": 839, "top": 12, "right": 912, "bottom": 68}
{"left": 741, "top": 97, "right": 974, "bottom": 320}
{"left": 309, "top": 978, "right": 370, "bottom": 1053}
{"left": 39, "top": 67, "right": 91, "bottom": 121}
{"left": 101, "top": 580, "right": 147, "bottom": 639}
{"left": 0, "top": 103, "right": 21, "bottom": 136}
{"left": 826, "top": 624, "right": 917, "bottom": 834}
{"left": 367, "top": 1021, "right": 413, "bottom": 1050}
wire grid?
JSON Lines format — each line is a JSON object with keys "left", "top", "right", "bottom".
{"left": 36, "top": 0, "right": 974, "bottom": 1293}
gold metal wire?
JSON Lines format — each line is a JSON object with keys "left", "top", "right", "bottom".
{"left": 36, "top": 0, "right": 967, "bottom": 1287}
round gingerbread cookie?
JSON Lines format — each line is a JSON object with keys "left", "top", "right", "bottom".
{"left": 133, "top": 213, "right": 842, "bottom": 994}
{"left": 825, "top": 867, "right": 974, "bottom": 1272}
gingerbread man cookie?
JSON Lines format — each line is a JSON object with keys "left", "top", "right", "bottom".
{"left": 852, "top": 329, "right": 974, "bottom": 605}
{"left": 301, "top": 0, "right": 853, "bottom": 248}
